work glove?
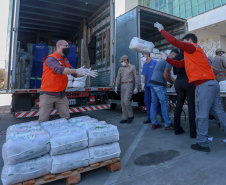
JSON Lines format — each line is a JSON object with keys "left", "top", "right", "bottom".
{"left": 114, "top": 87, "right": 118, "bottom": 94}
{"left": 76, "top": 66, "right": 89, "bottom": 76}
{"left": 86, "top": 68, "right": 98, "bottom": 78}
{"left": 141, "top": 83, "right": 145, "bottom": 91}
{"left": 154, "top": 22, "right": 164, "bottom": 32}
{"left": 160, "top": 52, "right": 167, "bottom": 61}
{"left": 133, "top": 88, "right": 138, "bottom": 94}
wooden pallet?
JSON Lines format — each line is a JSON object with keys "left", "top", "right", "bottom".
{"left": 14, "top": 158, "right": 121, "bottom": 185}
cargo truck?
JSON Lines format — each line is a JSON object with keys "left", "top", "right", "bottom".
{"left": 4, "top": 0, "right": 187, "bottom": 118}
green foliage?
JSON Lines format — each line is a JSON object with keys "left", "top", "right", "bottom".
{"left": 0, "top": 69, "right": 5, "bottom": 88}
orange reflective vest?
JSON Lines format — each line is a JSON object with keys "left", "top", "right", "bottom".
{"left": 184, "top": 44, "right": 215, "bottom": 83}
{"left": 40, "top": 51, "right": 70, "bottom": 92}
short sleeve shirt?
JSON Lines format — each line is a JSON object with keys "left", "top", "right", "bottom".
{"left": 142, "top": 59, "right": 158, "bottom": 87}
{"left": 150, "top": 59, "right": 172, "bottom": 86}
{"left": 32, "top": 42, "right": 48, "bottom": 62}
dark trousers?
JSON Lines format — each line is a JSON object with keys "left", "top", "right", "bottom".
{"left": 174, "top": 76, "right": 196, "bottom": 138}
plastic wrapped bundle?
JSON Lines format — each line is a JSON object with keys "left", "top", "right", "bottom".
{"left": 87, "top": 124, "right": 119, "bottom": 147}
{"left": 51, "top": 149, "right": 89, "bottom": 174}
{"left": 50, "top": 127, "right": 88, "bottom": 156}
{"left": 67, "top": 81, "right": 73, "bottom": 88}
{"left": 72, "top": 81, "right": 85, "bottom": 88}
{"left": 67, "top": 74, "right": 74, "bottom": 81}
{"left": 6, "top": 129, "right": 46, "bottom": 141}
{"left": 40, "top": 118, "right": 69, "bottom": 127}
{"left": 74, "top": 76, "right": 86, "bottom": 82}
{"left": 1, "top": 154, "right": 52, "bottom": 185}
{"left": 6, "top": 121, "right": 39, "bottom": 135}
{"left": 77, "top": 121, "right": 107, "bottom": 131}
{"left": 46, "top": 124, "right": 78, "bottom": 136}
{"left": 219, "top": 80, "right": 226, "bottom": 92}
{"left": 129, "top": 37, "right": 154, "bottom": 54}
{"left": 89, "top": 142, "right": 121, "bottom": 164}
{"left": 69, "top": 116, "right": 91, "bottom": 124}
{"left": 2, "top": 132, "right": 50, "bottom": 165}
{"left": 70, "top": 118, "right": 99, "bottom": 128}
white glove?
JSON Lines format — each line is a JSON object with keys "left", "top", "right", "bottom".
{"left": 86, "top": 68, "right": 98, "bottom": 78}
{"left": 76, "top": 66, "right": 89, "bottom": 76}
{"left": 114, "top": 87, "right": 118, "bottom": 94}
{"left": 141, "top": 83, "right": 145, "bottom": 91}
{"left": 160, "top": 52, "right": 167, "bottom": 61}
{"left": 154, "top": 22, "right": 164, "bottom": 31}
{"left": 133, "top": 88, "right": 138, "bottom": 94}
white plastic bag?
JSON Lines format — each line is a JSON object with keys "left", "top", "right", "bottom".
{"left": 77, "top": 121, "right": 107, "bottom": 131}
{"left": 6, "top": 121, "right": 39, "bottom": 136}
{"left": 72, "top": 81, "right": 85, "bottom": 88}
{"left": 70, "top": 118, "right": 99, "bottom": 128}
{"left": 40, "top": 118, "right": 69, "bottom": 127}
{"left": 1, "top": 154, "right": 52, "bottom": 185}
{"left": 2, "top": 133, "right": 50, "bottom": 165}
{"left": 67, "top": 81, "right": 73, "bottom": 88}
{"left": 69, "top": 116, "right": 91, "bottom": 124}
{"left": 50, "top": 127, "right": 88, "bottom": 155}
{"left": 67, "top": 74, "right": 74, "bottom": 81}
{"left": 51, "top": 149, "right": 89, "bottom": 174}
{"left": 74, "top": 76, "right": 87, "bottom": 82}
{"left": 87, "top": 125, "right": 119, "bottom": 147}
{"left": 89, "top": 142, "right": 121, "bottom": 164}
{"left": 129, "top": 37, "right": 155, "bottom": 54}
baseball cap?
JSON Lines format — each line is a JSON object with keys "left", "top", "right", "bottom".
{"left": 119, "top": 55, "right": 128, "bottom": 62}
{"left": 216, "top": 48, "right": 225, "bottom": 53}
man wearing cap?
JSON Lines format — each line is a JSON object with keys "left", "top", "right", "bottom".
{"left": 115, "top": 55, "right": 139, "bottom": 124}
{"left": 212, "top": 48, "right": 226, "bottom": 82}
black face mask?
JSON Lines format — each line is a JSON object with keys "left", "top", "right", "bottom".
{"left": 62, "top": 48, "right": 70, "bottom": 56}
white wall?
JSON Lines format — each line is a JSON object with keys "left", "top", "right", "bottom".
{"left": 115, "top": 0, "right": 138, "bottom": 18}
{"left": 125, "top": 0, "right": 138, "bottom": 13}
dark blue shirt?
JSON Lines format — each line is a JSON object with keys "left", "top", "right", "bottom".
{"left": 32, "top": 42, "right": 48, "bottom": 62}
{"left": 142, "top": 59, "right": 158, "bottom": 87}
{"left": 66, "top": 43, "right": 77, "bottom": 61}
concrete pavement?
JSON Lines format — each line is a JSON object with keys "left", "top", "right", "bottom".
{"left": 0, "top": 94, "right": 226, "bottom": 185}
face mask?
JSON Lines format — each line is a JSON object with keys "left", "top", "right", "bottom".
{"left": 62, "top": 47, "right": 70, "bottom": 56}
{"left": 141, "top": 57, "right": 146, "bottom": 62}
{"left": 222, "top": 54, "right": 225, "bottom": 57}
{"left": 121, "top": 62, "right": 126, "bottom": 66}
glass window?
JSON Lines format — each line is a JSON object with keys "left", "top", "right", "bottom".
{"left": 180, "top": 11, "right": 185, "bottom": 18}
{"left": 169, "top": 8, "right": 173, "bottom": 14}
{"left": 174, "top": 5, "right": 180, "bottom": 14}
{"left": 198, "top": 2, "right": 205, "bottom": 14}
{"left": 151, "top": 1, "right": 155, "bottom": 8}
{"left": 223, "top": 0, "right": 226, "bottom": 5}
{"left": 213, "top": 0, "right": 221, "bottom": 7}
{"left": 155, "top": 0, "right": 159, "bottom": 8}
{"left": 192, "top": 6, "right": 198, "bottom": 16}
{"left": 192, "top": 0, "right": 197, "bottom": 7}
{"left": 168, "top": 1, "right": 173, "bottom": 9}
{"left": 179, "top": 0, "right": 185, "bottom": 3}
{"left": 185, "top": 1, "right": 191, "bottom": 9}
{"left": 174, "top": 0, "right": 180, "bottom": 6}
{"left": 138, "top": 0, "right": 143, "bottom": 5}
{"left": 205, "top": 0, "right": 213, "bottom": 11}
{"left": 185, "top": 8, "right": 192, "bottom": 18}
{"left": 180, "top": 3, "right": 185, "bottom": 12}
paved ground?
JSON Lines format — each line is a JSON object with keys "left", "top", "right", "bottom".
{"left": 0, "top": 94, "right": 226, "bottom": 185}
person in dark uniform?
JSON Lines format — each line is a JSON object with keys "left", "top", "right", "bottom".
{"left": 173, "top": 50, "right": 196, "bottom": 138}
{"left": 66, "top": 39, "right": 77, "bottom": 68}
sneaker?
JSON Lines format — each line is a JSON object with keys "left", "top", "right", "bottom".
{"left": 152, "top": 124, "right": 162, "bottom": 130}
{"left": 165, "top": 123, "right": 174, "bottom": 130}
{"left": 127, "top": 116, "right": 134, "bottom": 124}
{"left": 143, "top": 119, "right": 151, "bottom": 124}
{"left": 120, "top": 119, "right": 127, "bottom": 124}
{"left": 191, "top": 143, "right": 210, "bottom": 152}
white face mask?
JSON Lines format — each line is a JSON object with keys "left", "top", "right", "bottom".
{"left": 141, "top": 57, "right": 146, "bottom": 62}
{"left": 121, "top": 62, "right": 126, "bottom": 66}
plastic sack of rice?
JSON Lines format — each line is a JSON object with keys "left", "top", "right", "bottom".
{"left": 40, "top": 118, "right": 69, "bottom": 127}
{"left": 129, "top": 37, "right": 154, "bottom": 54}
{"left": 51, "top": 149, "right": 89, "bottom": 174}
{"left": 2, "top": 132, "right": 50, "bottom": 165}
{"left": 70, "top": 118, "right": 99, "bottom": 127}
{"left": 69, "top": 116, "right": 91, "bottom": 124}
{"left": 43, "top": 124, "right": 76, "bottom": 136}
{"left": 87, "top": 124, "right": 119, "bottom": 147}
{"left": 89, "top": 142, "right": 121, "bottom": 164}
{"left": 77, "top": 121, "right": 107, "bottom": 130}
{"left": 50, "top": 127, "right": 88, "bottom": 156}
{"left": 72, "top": 81, "right": 85, "bottom": 88}
{"left": 1, "top": 154, "right": 52, "bottom": 185}
{"left": 6, "top": 121, "right": 39, "bottom": 136}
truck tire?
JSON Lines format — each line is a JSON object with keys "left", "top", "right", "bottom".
{"left": 110, "top": 103, "right": 117, "bottom": 110}
{"left": 12, "top": 94, "right": 32, "bottom": 112}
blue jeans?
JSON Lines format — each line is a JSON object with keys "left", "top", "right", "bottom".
{"left": 144, "top": 86, "right": 162, "bottom": 120}
{"left": 150, "top": 83, "right": 172, "bottom": 126}
{"left": 195, "top": 80, "right": 226, "bottom": 147}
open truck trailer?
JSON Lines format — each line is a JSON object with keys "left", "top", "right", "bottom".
{"left": 4, "top": 0, "right": 187, "bottom": 118}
